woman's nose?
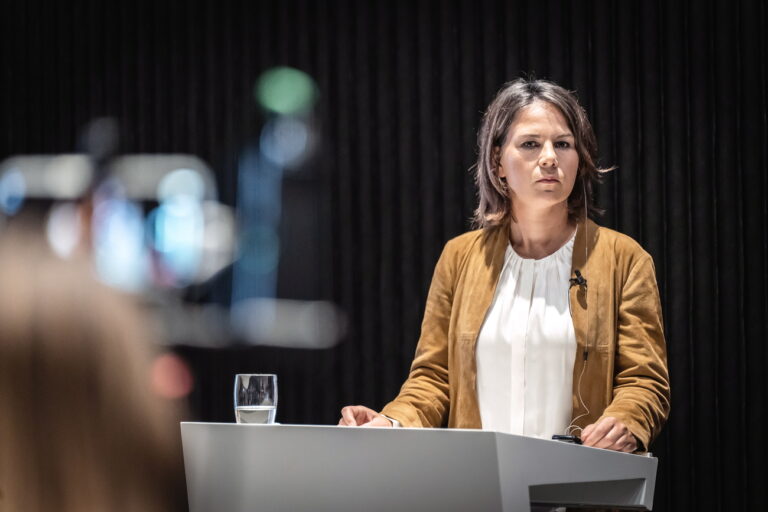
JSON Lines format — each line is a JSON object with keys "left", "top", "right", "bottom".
{"left": 539, "top": 142, "right": 558, "bottom": 167}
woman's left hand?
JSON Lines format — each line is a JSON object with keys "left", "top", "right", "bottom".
{"left": 581, "top": 416, "right": 638, "bottom": 452}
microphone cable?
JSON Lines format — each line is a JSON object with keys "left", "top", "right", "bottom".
{"left": 565, "top": 178, "right": 591, "bottom": 437}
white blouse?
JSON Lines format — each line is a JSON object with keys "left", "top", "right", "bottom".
{"left": 475, "top": 232, "right": 577, "bottom": 439}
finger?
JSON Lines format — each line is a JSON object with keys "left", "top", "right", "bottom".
{"left": 581, "top": 419, "right": 605, "bottom": 445}
{"left": 582, "top": 417, "right": 615, "bottom": 445}
{"left": 581, "top": 423, "right": 595, "bottom": 440}
{"left": 603, "top": 432, "right": 630, "bottom": 452}
{"left": 593, "top": 425, "right": 624, "bottom": 449}
{"left": 618, "top": 434, "right": 638, "bottom": 453}
{"left": 340, "top": 407, "right": 360, "bottom": 426}
{"left": 361, "top": 416, "right": 392, "bottom": 428}
{"left": 598, "top": 423, "right": 636, "bottom": 451}
{"left": 357, "top": 405, "right": 379, "bottom": 422}
{"left": 340, "top": 407, "right": 354, "bottom": 426}
{"left": 584, "top": 423, "right": 616, "bottom": 447}
{"left": 615, "top": 437, "right": 634, "bottom": 453}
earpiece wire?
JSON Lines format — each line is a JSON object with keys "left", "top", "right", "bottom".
{"left": 565, "top": 178, "right": 591, "bottom": 437}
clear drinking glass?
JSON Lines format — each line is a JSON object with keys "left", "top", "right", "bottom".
{"left": 234, "top": 374, "right": 278, "bottom": 424}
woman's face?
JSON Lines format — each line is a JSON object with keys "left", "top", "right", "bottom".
{"left": 496, "top": 100, "right": 579, "bottom": 213}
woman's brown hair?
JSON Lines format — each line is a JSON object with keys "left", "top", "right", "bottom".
{"left": 0, "top": 225, "right": 187, "bottom": 511}
{"left": 473, "top": 78, "right": 609, "bottom": 228}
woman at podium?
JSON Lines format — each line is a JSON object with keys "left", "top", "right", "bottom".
{"left": 339, "top": 79, "right": 670, "bottom": 454}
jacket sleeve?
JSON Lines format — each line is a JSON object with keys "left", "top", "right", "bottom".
{"left": 601, "top": 254, "right": 671, "bottom": 451}
{"left": 380, "top": 240, "right": 457, "bottom": 428}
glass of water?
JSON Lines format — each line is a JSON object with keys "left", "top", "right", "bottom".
{"left": 234, "top": 374, "right": 277, "bottom": 424}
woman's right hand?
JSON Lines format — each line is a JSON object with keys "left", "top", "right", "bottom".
{"left": 338, "top": 405, "right": 393, "bottom": 427}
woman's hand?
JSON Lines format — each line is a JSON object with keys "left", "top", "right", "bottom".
{"left": 338, "top": 405, "right": 393, "bottom": 427}
{"left": 581, "top": 416, "right": 638, "bottom": 452}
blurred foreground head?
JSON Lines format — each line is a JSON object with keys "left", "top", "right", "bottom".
{"left": 0, "top": 223, "right": 186, "bottom": 511}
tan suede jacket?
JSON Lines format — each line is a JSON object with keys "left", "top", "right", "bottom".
{"left": 381, "top": 220, "right": 670, "bottom": 451}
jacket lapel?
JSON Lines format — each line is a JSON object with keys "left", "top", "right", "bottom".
{"left": 465, "top": 225, "right": 509, "bottom": 339}
{"left": 454, "top": 226, "right": 508, "bottom": 428}
{"left": 569, "top": 219, "right": 601, "bottom": 427}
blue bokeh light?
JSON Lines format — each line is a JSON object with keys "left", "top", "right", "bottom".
{"left": 149, "top": 196, "right": 204, "bottom": 286}
{"left": 157, "top": 168, "right": 205, "bottom": 203}
{"left": 92, "top": 198, "right": 148, "bottom": 292}
{"left": 0, "top": 169, "right": 26, "bottom": 215}
{"left": 260, "top": 116, "right": 311, "bottom": 168}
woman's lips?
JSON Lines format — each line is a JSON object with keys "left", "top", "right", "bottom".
{"left": 537, "top": 178, "right": 559, "bottom": 183}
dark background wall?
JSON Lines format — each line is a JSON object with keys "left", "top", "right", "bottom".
{"left": 2, "top": 1, "right": 766, "bottom": 510}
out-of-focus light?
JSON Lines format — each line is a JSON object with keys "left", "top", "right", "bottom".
{"left": 239, "top": 225, "right": 280, "bottom": 276}
{"left": 149, "top": 196, "right": 204, "bottom": 286}
{"left": 109, "top": 155, "right": 216, "bottom": 202}
{"left": 44, "top": 155, "right": 93, "bottom": 199}
{"left": 157, "top": 168, "right": 205, "bottom": 203}
{"left": 0, "top": 155, "right": 93, "bottom": 201}
{"left": 260, "top": 116, "right": 312, "bottom": 168}
{"left": 0, "top": 169, "right": 26, "bottom": 215}
{"left": 92, "top": 198, "right": 148, "bottom": 292}
{"left": 150, "top": 352, "right": 194, "bottom": 399}
{"left": 93, "top": 177, "right": 126, "bottom": 205}
{"left": 46, "top": 202, "right": 82, "bottom": 259}
{"left": 254, "top": 67, "right": 317, "bottom": 115}
{"left": 198, "top": 201, "right": 236, "bottom": 282}
{"left": 231, "top": 146, "right": 283, "bottom": 303}
{"left": 231, "top": 298, "right": 345, "bottom": 348}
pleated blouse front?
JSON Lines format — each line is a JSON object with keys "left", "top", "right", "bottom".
{"left": 475, "top": 232, "right": 577, "bottom": 439}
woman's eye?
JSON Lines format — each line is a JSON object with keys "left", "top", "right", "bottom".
{"left": 521, "top": 141, "right": 539, "bottom": 149}
{"left": 555, "top": 141, "right": 572, "bottom": 149}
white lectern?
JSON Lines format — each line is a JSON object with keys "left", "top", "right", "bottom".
{"left": 181, "top": 423, "right": 657, "bottom": 511}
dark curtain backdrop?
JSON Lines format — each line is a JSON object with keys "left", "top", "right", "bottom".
{"left": 2, "top": 1, "right": 766, "bottom": 510}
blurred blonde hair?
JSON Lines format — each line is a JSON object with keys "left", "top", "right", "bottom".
{"left": 0, "top": 224, "right": 186, "bottom": 511}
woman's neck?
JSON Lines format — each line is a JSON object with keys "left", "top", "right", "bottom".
{"left": 508, "top": 202, "right": 575, "bottom": 260}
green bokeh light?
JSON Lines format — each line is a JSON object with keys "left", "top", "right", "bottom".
{"left": 254, "top": 67, "right": 317, "bottom": 115}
